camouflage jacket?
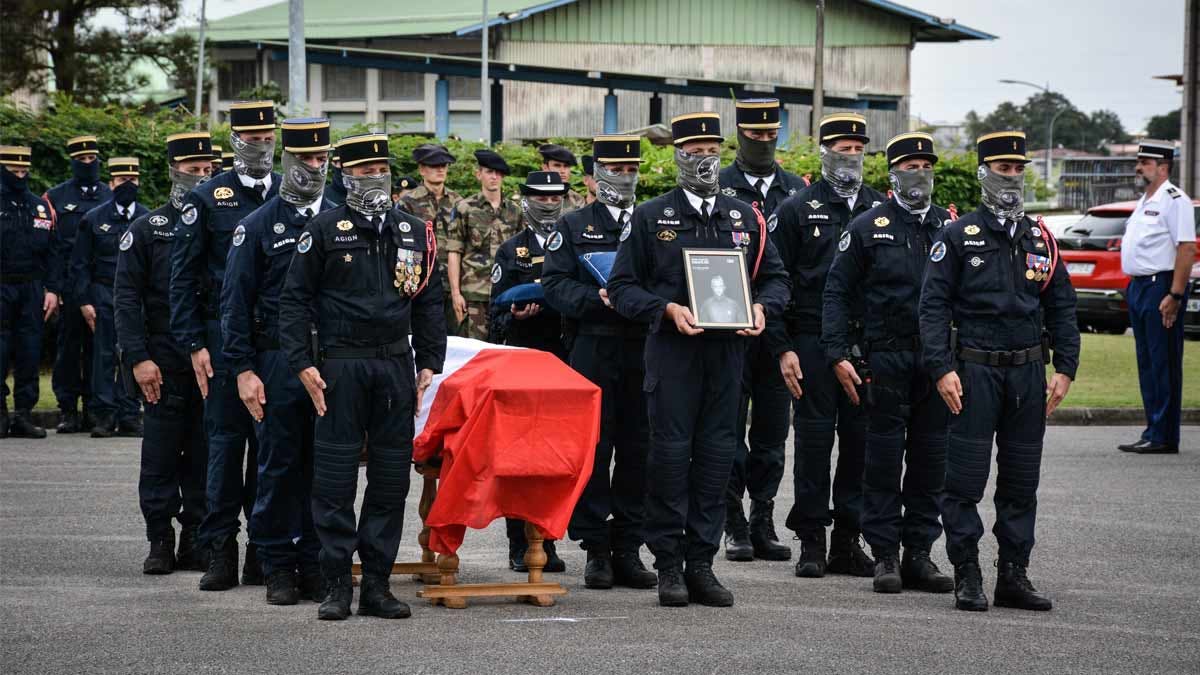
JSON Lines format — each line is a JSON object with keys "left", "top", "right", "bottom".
{"left": 447, "top": 191, "right": 523, "bottom": 301}
{"left": 564, "top": 189, "right": 587, "bottom": 214}
{"left": 399, "top": 183, "right": 463, "bottom": 282}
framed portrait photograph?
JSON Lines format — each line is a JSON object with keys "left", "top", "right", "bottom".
{"left": 682, "top": 248, "right": 754, "bottom": 330}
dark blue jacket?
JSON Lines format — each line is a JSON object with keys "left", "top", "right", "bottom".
{"left": 221, "top": 195, "right": 335, "bottom": 376}
{"left": 489, "top": 227, "right": 560, "bottom": 347}
{"left": 71, "top": 199, "right": 149, "bottom": 304}
{"left": 607, "top": 187, "right": 790, "bottom": 336}
{"left": 170, "top": 169, "right": 280, "bottom": 354}
{"left": 542, "top": 201, "right": 643, "bottom": 331}
{"left": 822, "top": 197, "right": 952, "bottom": 364}
{"left": 1, "top": 183, "right": 60, "bottom": 293}
{"left": 718, "top": 164, "right": 807, "bottom": 219}
{"left": 44, "top": 178, "right": 112, "bottom": 303}
{"left": 115, "top": 205, "right": 190, "bottom": 374}
{"left": 919, "top": 205, "right": 1081, "bottom": 381}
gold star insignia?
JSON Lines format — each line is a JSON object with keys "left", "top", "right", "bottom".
{"left": 343, "top": 253, "right": 353, "bottom": 263}
{"left": 585, "top": 225, "right": 594, "bottom": 232}
{"left": 874, "top": 217, "right": 889, "bottom": 227}
{"left": 964, "top": 224, "right": 981, "bottom": 235}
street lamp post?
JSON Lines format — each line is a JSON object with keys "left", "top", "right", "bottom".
{"left": 999, "top": 79, "right": 1057, "bottom": 183}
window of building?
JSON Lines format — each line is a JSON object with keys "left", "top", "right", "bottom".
{"left": 449, "top": 111, "right": 482, "bottom": 139}
{"left": 383, "top": 112, "right": 425, "bottom": 133}
{"left": 322, "top": 65, "right": 366, "bottom": 101}
{"left": 380, "top": 71, "right": 424, "bottom": 101}
{"left": 219, "top": 60, "right": 258, "bottom": 100}
{"left": 266, "top": 59, "right": 312, "bottom": 98}
{"left": 446, "top": 76, "right": 480, "bottom": 100}
{"left": 327, "top": 112, "right": 366, "bottom": 131}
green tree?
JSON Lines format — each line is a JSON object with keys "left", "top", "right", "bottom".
{"left": 0, "top": 0, "right": 196, "bottom": 105}
{"left": 1146, "top": 109, "right": 1182, "bottom": 140}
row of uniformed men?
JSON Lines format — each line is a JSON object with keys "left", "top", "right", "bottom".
{"left": 0, "top": 95, "right": 1082, "bottom": 618}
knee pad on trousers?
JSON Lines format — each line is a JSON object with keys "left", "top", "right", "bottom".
{"left": 945, "top": 437, "right": 991, "bottom": 503}
{"left": 995, "top": 440, "right": 1041, "bottom": 501}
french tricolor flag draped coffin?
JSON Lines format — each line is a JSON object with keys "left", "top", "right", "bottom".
{"left": 413, "top": 337, "right": 600, "bottom": 555}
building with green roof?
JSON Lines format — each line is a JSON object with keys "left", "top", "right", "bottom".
{"left": 198, "top": 0, "right": 992, "bottom": 144}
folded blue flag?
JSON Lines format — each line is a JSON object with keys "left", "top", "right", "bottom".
{"left": 579, "top": 251, "right": 617, "bottom": 286}
{"left": 492, "top": 282, "right": 545, "bottom": 307}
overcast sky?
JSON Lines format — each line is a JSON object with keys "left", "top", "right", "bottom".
{"left": 182, "top": 0, "right": 1187, "bottom": 133}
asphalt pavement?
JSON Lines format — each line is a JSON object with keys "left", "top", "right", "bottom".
{"left": 1, "top": 427, "right": 1197, "bottom": 674}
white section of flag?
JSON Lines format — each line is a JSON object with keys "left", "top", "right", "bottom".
{"left": 414, "top": 336, "right": 522, "bottom": 436}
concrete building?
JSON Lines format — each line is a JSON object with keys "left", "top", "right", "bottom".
{"left": 198, "top": 0, "right": 993, "bottom": 146}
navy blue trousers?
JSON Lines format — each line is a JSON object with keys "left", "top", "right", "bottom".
{"left": 52, "top": 297, "right": 92, "bottom": 413}
{"left": 139, "top": 369, "right": 207, "bottom": 540}
{"left": 90, "top": 283, "right": 140, "bottom": 423}
{"left": 0, "top": 281, "right": 44, "bottom": 411}
{"left": 728, "top": 333, "right": 791, "bottom": 504}
{"left": 1128, "top": 274, "right": 1185, "bottom": 447}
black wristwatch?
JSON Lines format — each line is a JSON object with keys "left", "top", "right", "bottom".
{"left": 1170, "top": 291, "right": 1185, "bottom": 302}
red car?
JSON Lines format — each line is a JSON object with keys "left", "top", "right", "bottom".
{"left": 1057, "top": 198, "right": 1200, "bottom": 334}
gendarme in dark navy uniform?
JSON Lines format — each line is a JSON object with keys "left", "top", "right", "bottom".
{"left": 717, "top": 98, "right": 806, "bottom": 563}
{"left": 171, "top": 100, "right": 281, "bottom": 590}
{"left": 221, "top": 117, "right": 337, "bottom": 606}
{"left": 115, "top": 131, "right": 215, "bottom": 574}
{"left": 608, "top": 112, "right": 790, "bottom": 609}
{"left": 769, "top": 112, "right": 885, "bottom": 581}
{"left": 822, "top": 131, "right": 954, "bottom": 596}
{"left": 43, "top": 135, "right": 111, "bottom": 432}
{"left": 919, "top": 130, "right": 1080, "bottom": 613}
{"left": 0, "top": 145, "right": 60, "bottom": 439}
{"left": 543, "top": 136, "right": 658, "bottom": 592}
{"left": 279, "top": 133, "right": 446, "bottom": 621}
{"left": 72, "top": 157, "right": 149, "bottom": 437}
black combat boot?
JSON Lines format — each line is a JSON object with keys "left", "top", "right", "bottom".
{"left": 56, "top": 408, "right": 81, "bottom": 434}
{"left": 508, "top": 537, "right": 528, "bottom": 572}
{"left": 684, "top": 561, "right": 734, "bottom": 607}
{"left": 749, "top": 499, "right": 792, "bottom": 561}
{"left": 358, "top": 575, "right": 411, "bottom": 619}
{"left": 81, "top": 407, "right": 95, "bottom": 432}
{"left": 265, "top": 569, "right": 299, "bottom": 605}
{"left": 318, "top": 575, "right": 353, "bottom": 620}
{"left": 901, "top": 548, "right": 954, "bottom": 593}
{"left": 953, "top": 559, "right": 988, "bottom": 612}
{"left": 175, "top": 525, "right": 201, "bottom": 571}
{"left": 543, "top": 539, "right": 566, "bottom": 573}
{"left": 657, "top": 566, "right": 689, "bottom": 607}
{"left": 198, "top": 536, "right": 239, "bottom": 591}
{"left": 827, "top": 529, "right": 874, "bottom": 577}
{"left": 116, "top": 417, "right": 143, "bottom": 438}
{"left": 299, "top": 570, "right": 326, "bottom": 602}
{"left": 584, "top": 550, "right": 614, "bottom": 589}
{"left": 143, "top": 528, "right": 176, "bottom": 575}
{"left": 10, "top": 410, "right": 46, "bottom": 439}
{"left": 612, "top": 550, "right": 657, "bottom": 589}
{"left": 242, "top": 542, "right": 264, "bottom": 585}
{"left": 724, "top": 499, "right": 753, "bottom": 562}
{"left": 89, "top": 412, "right": 116, "bottom": 438}
{"left": 994, "top": 561, "right": 1053, "bottom": 611}
{"left": 794, "top": 532, "right": 827, "bottom": 578}
{"left": 872, "top": 553, "right": 902, "bottom": 593}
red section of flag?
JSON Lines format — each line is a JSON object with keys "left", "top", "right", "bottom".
{"left": 413, "top": 348, "right": 600, "bottom": 555}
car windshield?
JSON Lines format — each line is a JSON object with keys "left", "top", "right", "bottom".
{"left": 1064, "top": 213, "right": 1129, "bottom": 237}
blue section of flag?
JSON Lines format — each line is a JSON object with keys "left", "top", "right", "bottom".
{"left": 579, "top": 251, "right": 617, "bottom": 286}
{"left": 492, "top": 282, "right": 545, "bottom": 307}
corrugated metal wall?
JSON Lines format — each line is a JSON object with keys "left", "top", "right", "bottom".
{"left": 501, "top": 0, "right": 913, "bottom": 47}
{"left": 496, "top": 40, "right": 910, "bottom": 146}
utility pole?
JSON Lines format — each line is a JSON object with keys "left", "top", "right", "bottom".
{"left": 480, "top": 0, "right": 490, "bottom": 145}
{"left": 288, "top": 0, "right": 308, "bottom": 116}
{"left": 193, "top": 0, "right": 207, "bottom": 128}
{"left": 1183, "top": 0, "right": 1198, "bottom": 195}
{"left": 811, "top": 0, "right": 825, "bottom": 141}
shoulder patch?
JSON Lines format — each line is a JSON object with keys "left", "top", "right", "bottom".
{"left": 620, "top": 221, "right": 632, "bottom": 242}
{"left": 838, "top": 230, "right": 851, "bottom": 252}
{"left": 767, "top": 213, "right": 778, "bottom": 233}
{"left": 181, "top": 204, "right": 198, "bottom": 225}
{"left": 490, "top": 263, "right": 503, "bottom": 284}
{"left": 119, "top": 231, "right": 134, "bottom": 252}
{"left": 930, "top": 240, "right": 947, "bottom": 263}
{"left": 297, "top": 231, "right": 313, "bottom": 254}
{"left": 149, "top": 214, "right": 168, "bottom": 227}
{"left": 232, "top": 224, "right": 246, "bottom": 247}
{"left": 546, "top": 231, "right": 563, "bottom": 252}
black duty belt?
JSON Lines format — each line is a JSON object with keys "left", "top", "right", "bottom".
{"left": 869, "top": 335, "right": 922, "bottom": 353}
{"left": 321, "top": 339, "right": 409, "bottom": 360}
{"left": 958, "top": 345, "right": 1043, "bottom": 367}
{"left": 578, "top": 323, "right": 647, "bottom": 338}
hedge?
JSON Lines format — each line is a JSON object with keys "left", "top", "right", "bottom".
{"left": 3, "top": 96, "right": 1051, "bottom": 212}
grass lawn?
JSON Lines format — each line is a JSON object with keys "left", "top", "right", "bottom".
{"left": 6, "top": 333, "right": 1198, "bottom": 412}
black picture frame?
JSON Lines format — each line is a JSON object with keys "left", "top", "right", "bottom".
{"left": 683, "top": 248, "right": 754, "bottom": 330}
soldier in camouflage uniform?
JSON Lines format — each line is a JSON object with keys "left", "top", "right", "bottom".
{"left": 446, "top": 150, "right": 522, "bottom": 341}
{"left": 539, "top": 143, "right": 587, "bottom": 213}
{"left": 399, "top": 144, "right": 462, "bottom": 334}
